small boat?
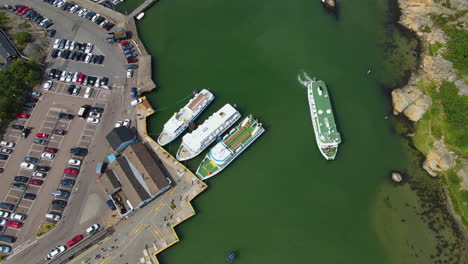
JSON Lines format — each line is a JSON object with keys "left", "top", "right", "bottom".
{"left": 226, "top": 252, "right": 236, "bottom": 262}
{"left": 136, "top": 12, "right": 145, "bottom": 20}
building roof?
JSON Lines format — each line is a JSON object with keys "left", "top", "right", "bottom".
{"left": 106, "top": 127, "right": 136, "bottom": 151}
{"left": 107, "top": 142, "right": 170, "bottom": 208}
{"left": 0, "top": 29, "right": 17, "bottom": 63}
{"left": 101, "top": 170, "right": 122, "bottom": 194}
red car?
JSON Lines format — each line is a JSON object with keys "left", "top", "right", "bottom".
{"left": 104, "top": 22, "right": 115, "bottom": 31}
{"left": 64, "top": 168, "right": 79, "bottom": 175}
{"left": 16, "top": 113, "right": 30, "bottom": 119}
{"left": 44, "top": 147, "right": 58, "bottom": 153}
{"left": 19, "top": 8, "right": 29, "bottom": 15}
{"left": 29, "top": 179, "right": 43, "bottom": 185}
{"left": 77, "top": 74, "right": 85, "bottom": 84}
{"left": 16, "top": 6, "right": 26, "bottom": 13}
{"left": 66, "top": 234, "right": 83, "bottom": 247}
{"left": 6, "top": 220, "right": 22, "bottom": 229}
{"left": 121, "top": 41, "right": 130, "bottom": 46}
{"left": 127, "top": 58, "right": 138, "bottom": 64}
{"left": 36, "top": 133, "right": 49, "bottom": 139}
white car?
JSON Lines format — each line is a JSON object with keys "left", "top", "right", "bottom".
{"left": 123, "top": 119, "right": 130, "bottom": 127}
{"left": 45, "top": 213, "right": 61, "bottom": 221}
{"left": 89, "top": 112, "right": 101, "bottom": 118}
{"left": 11, "top": 213, "right": 25, "bottom": 221}
{"left": 72, "top": 72, "right": 80, "bottom": 83}
{"left": 91, "top": 14, "right": 100, "bottom": 22}
{"left": 39, "top": 19, "right": 49, "bottom": 26}
{"left": 43, "top": 80, "right": 52, "bottom": 91}
{"left": 20, "top": 162, "right": 35, "bottom": 170}
{"left": 126, "top": 69, "right": 133, "bottom": 79}
{"left": 130, "top": 98, "right": 142, "bottom": 107}
{"left": 68, "top": 159, "right": 81, "bottom": 166}
{"left": 53, "top": 39, "right": 60, "bottom": 49}
{"left": 87, "top": 117, "right": 100, "bottom": 124}
{"left": 64, "top": 40, "right": 71, "bottom": 50}
{"left": 77, "top": 9, "right": 85, "bottom": 16}
{"left": 84, "top": 53, "right": 92, "bottom": 63}
{"left": 0, "top": 211, "right": 10, "bottom": 218}
{"left": 84, "top": 87, "right": 93, "bottom": 98}
{"left": 94, "top": 78, "right": 101, "bottom": 88}
{"left": 69, "top": 5, "right": 79, "bottom": 13}
{"left": 85, "top": 43, "right": 93, "bottom": 53}
{"left": 41, "top": 152, "right": 55, "bottom": 160}
{"left": 86, "top": 224, "right": 100, "bottom": 234}
{"left": 33, "top": 171, "right": 46, "bottom": 178}
{"left": 60, "top": 71, "right": 67, "bottom": 82}
{"left": 114, "top": 121, "right": 122, "bottom": 128}
{"left": 65, "top": 72, "right": 73, "bottom": 82}
{"left": 69, "top": 41, "right": 76, "bottom": 51}
{"left": 0, "top": 219, "right": 6, "bottom": 226}
{"left": 0, "top": 141, "right": 14, "bottom": 148}
{"left": 46, "top": 245, "right": 66, "bottom": 260}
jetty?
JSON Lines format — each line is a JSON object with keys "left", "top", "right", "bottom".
{"left": 128, "top": 0, "right": 158, "bottom": 19}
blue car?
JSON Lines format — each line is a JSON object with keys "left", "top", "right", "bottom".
{"left": 61, "top": 179, "right": 75, "bottom": 186}
{"left": 106, "top": 200, "right": 116, "bottom": 210}
{"left": 130, "top": 88, "right": 137, "bottom": 98}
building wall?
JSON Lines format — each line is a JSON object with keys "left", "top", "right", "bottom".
{"left": 115, "top": 139, "right": 139, "bottom": 153}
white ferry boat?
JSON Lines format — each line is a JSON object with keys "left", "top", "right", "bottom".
{"left": 157, "top": 89, "right": 214, "bottom": 146}
{"left": 176, "top": 104, "right": 241, "bottom": 161}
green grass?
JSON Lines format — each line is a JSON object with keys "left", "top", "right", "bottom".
{"left": 429, "top": 42, "right": 443, "bottom": 56}
{"left": 0, "top": 254, "right": 4, "bottom": 261}
{"left": 419, "top": 24, "right": 432, "bottom": 33}
{"left": 18, "top": 22, "right": 31, "bottom": 29}
{"left": 441, "top": 167, "right": 468, "bottom": 228}
{"left": 36, "top": 222, "right": 55, "bottom": 237}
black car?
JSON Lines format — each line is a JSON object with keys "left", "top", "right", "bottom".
{"left": 27, "top": 11, "right": 37, "bottom": 20}
{"left": 53, "top": 129, "right": 66, "bottom": 135}
{"left": 67, "top": 85, "right": 75, "bottom": 95}
{"left": 127, "top": 64, "right": 138, "bottom": 69}
{"left": 23, "top": 102, "right": 36, "bottom": 109}
{"left": 23, "top": 9, "right": 33, "bottom": 17}
{"left": 97, "top": 55, "right": 104, "bottom": 64}
{"left": 0, "top": 154, "right": 8, "bottom": 160}
{"left": 95, "top": 16, "right": 105, "bottom": 24}
{"left": 0, "top": 168, "right": 3, "bottom": 174}
{"left": 11, "top": 183, "right": 26, "bottom": 190}
{"left": 23, "top": 193, "right": 36, "bottom": 200}
{"left": 70, "top": 147, "right": 88, "bottom": 156}
{"left": 14, "top": 176, "right": 29, "bottom": 183}
{"left": 100, "top": 77, "right": 109, "bottom": 87}
{"left": 70, "top": 51, "right": 78, "bottom": 60}
{"left": 54, "top": 69, "right": 62, "bottom": 79}
{"left": 47, "top": 29, "right": 56, "bottom": 38}
{"left": 11, "top": 124, "right": 24, "bottom": 130}
{"left": 122, "top": 44, "right": 133, "bottom": 50}
{"left": 59, "top": 113, "right": 74, "bottom": 119}
{"left": 91, "top": 106, "right": 104, "bottom": 113}
{"left": 78, "top": 52, "right": 86, "bottom": 61}
{"left": 62, "top": 50, "right": 71, "bottom": 59}
{"left": 34, "top": 15, "right": 44, "bottom": 23}
{"left": 88, "top": 76, "right": 96, "bottom": 86}
{"left": 52, "top": 200, "right": 67, "bottom": 208}
{"left": 35, "top": 165, "right": 50, "bottom": 172}
{"left": 51, "top": 49, "right": 59, "bottom": 58}
{"left": 33, "top": 139, "right": 47, "bottom": 145}
{"left": 59, "top": 39, "right": 66, "bottom": 49}
{"left": 49, "top": 68, "right": 57, "bottom": 79}
{"left": 44, "top": 21, "right": 53, "bottom": 29}
{"left": 26, "top": 97, "right": 38, "bottom": 103}
{"left": 22, "top": 127, "right": 31, "bottom": 139}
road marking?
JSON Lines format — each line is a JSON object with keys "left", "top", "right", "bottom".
{"left": 8, "top": 239, "right": 37, "bottom": 259}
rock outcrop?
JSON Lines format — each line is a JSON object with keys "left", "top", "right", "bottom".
{"left": 422, "top": 140, "right": 456, "bottom": 177}
{"left": 392, "top": 77, "right": 431, "bottom": 122}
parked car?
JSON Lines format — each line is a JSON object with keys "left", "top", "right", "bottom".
{"left": 70, "top": 147, "right": 87, "bottom": 156}
{"left": 47, "top": 29, "right": 56, "bottom": 38}
{"left": 87, "top": 117, "right": 99, "bottom": 124}
{"left": 66, "top": 234, "right": 83, "bottom": 247}
{"left": 23, "top": 193, "right": 36, "bottom": 200}
{"left": 20, "top": 162, "right": 35, "bottom": 170}
{"left": 68, "top": 159, "right": 81, "bottom": 166}
{"left": 0, "top": 154, "right": 8, "bottom": 160}
{"left": 0, "top": 203, "right": 15, "bottom": 211}
{"left": 35, "top": 166, "right": 50, "bottom": 172}
{"left": 91, "top": 107, "right": 104, "bottom": 113}
{"left": 64, "top": 168, "right": 79, "bottom": 175}
{"left": 52, "top": 200, "right": 67, "bottom": 208}
{"left": 11, "top": 213, "right": 25, "bottom": 221}
{"left": 0, "top": 245, "right": 11, "bottom": 253}
{"left": 41, "top": 152, "right": 55, "bottom": 160}
{"left": 59, "top": 112, "right": 74, "bottom": 119}
{"left": 43, "top": 80, "right": 52, "bottom": 91}
{"left": 24, "top": 156, "right": 38, "bottom": 163}
{"left": 33, "top": 138, "right": 47, "bottom": 145}
{"left": 53, "top": 39, "right": 61, "bottom": 49}
{"left": 6, "top": 220, "right": 22, "bottom": 229}
{"left": 44, "top": 147, "right": 58, "bottom": 153}
{"left": 0, "top": 148, "right": 12, "bottom": 154}
{"left": 123, "top": 119, "right": 130, "bottom": 127}
{"left": 86, "top": 224, "right": 100, "bottom": 234}
{"left": 61, "top": 179, "right": 75, "bottom": 186}
{"left": 52, "top": 190, "right": 70, "bottom": 198}
{"left": 130, "top": 98, "right": 142, "bottom": 107}
{"left": 88, "top": 112, "right": 101, "bottom": 118}
{"left": 14, "top": 176, "right": 29, "bottom": 183}
{"left": 45, "top": 213, "right": 61, "bottom": 221}
{"left": 53, "top": 129, "right": 66, "bottom": 135}
{"left": 11, "top": 183, "right": 26, "bottom": 190}
{"left": 30, "top": 91, "right": 42, "bottom": 97}
{"left": 106, "top": 200, "right": 116, "bottom": 210}
{"left": 16, "top": 113, "right": 30, "bottom": 119}
{"left": 33, "top": 171, "right": 46, "bottom": 178}
{"left": 46, "top": 245, "right": 66, "bottom": 260}
{"left": 0, "top": 235, "right": 16, "bottom": 243}
{"left": 23, "top": 102, "right": 36, "bottom": 109}
{"left": 0, "top": 141, "right": 14, "bottom": 148}
{"left": 29, "top": 179, "right": 43, "bottom": 185}
{"left": 130, "top": 87, "right": 137, "bottom": 98}
{"left": 114, "top": 121, "right": 122, "bottom": 128}
{"left": 0, "top": 211, "right": 10, "bottom": 218}
{"left": 36, "top": 133, "right": 49, "bottom": 139}
{"left": 11, "top": 124, "right": 24, "bottom": 130}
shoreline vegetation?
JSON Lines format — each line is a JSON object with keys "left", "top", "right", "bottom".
{"left": 392, "top": 0, "right": 467, "bottom": 235}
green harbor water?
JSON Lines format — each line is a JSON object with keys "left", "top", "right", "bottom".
{"left": 127, "top": 0, "right": 466, "bottom": 263}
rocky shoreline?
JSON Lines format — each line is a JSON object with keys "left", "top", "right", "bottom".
{"left": 392, "top": 0, "right": 467, "bottom": 236}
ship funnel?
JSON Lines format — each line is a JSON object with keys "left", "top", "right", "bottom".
{"left": 241, "top": 116, "right": 251, "bottom": 127}
{"left": 252, "top": 124, "right": 261, "bottom": 136}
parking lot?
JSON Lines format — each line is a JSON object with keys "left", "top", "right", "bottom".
{"left": 46, "top": 81, "right": 112, "bottom": 102}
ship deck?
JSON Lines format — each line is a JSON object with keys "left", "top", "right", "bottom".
{"left": 310, "top": 80, "right": 341, "bottom": 145}
{"left": 187, "top": 92, "right": 207, "bottom": 111}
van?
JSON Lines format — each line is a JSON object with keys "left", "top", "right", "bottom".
{"left": 84, "top": 87, "right": 92, "bottom": 98}
{"left": 77, "top": 105, "right": 90, "bottom": 119}
{"left": 0, "top": 235, "right": 16, "bottom": 243}
{"left": 11, "top": 213, "right": 25, "bottom": 221}
{"left": 0, "top": 203, "right": 15, "bottom": 210}
{"left": 45, "top": 213, "right": 61, "bottom": 221}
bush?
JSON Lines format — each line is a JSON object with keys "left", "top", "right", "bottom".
{"left": 36, "top": 222, "right": 55, "bottom": 237}
{"left": 18, "top": 22, "right": 31, "bottom": 29}
{"left": 419, "top": 24, "right": 432, "bottom": 33}
{"left": 429, "top": 42, "right": 443, "bottom": 56}
{"left": 13, "top": 31, "right": 31, "bottom": 45}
